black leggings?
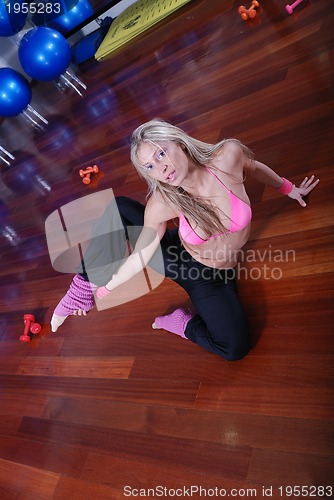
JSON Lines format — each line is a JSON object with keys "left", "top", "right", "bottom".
{"left": 115, "top": 196, "right": 251, "bottom": 360}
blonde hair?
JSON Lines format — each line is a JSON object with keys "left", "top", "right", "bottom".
{"left": 130, "top": 118, "right": 253, "bottom": 237}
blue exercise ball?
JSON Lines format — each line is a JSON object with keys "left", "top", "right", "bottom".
{"left": 0, "top": 0, "right": 28, "bottom": 36}
{"left": 48, "top": 0, "right": 93, "bottom": 35}
{"left": 0, "top": 68, "right": 31, "bottom": 117}
{"left": 18, "top": 27, "right": 71, "bottom": 81}
{"left": 32, "top": 0, "right": 78, "bottom": 26}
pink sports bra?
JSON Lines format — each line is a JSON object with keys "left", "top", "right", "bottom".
{"left": 179, "top": 167, "right": 252, "bottom": 245}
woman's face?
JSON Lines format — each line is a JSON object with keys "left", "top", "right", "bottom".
{"left": 136, "top": 140, "right": 189, "bottom": 186}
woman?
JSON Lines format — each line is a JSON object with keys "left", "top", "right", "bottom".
{"left": 51, "top": 119, "right": 319, "bottom": 360}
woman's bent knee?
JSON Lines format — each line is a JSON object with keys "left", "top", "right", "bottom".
{"left": 223, "top": 344, "right": 251, "bottom": 361}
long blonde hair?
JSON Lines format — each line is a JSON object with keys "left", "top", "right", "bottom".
{"left": 130, "top": 118, "right": 253, "bottom": 237}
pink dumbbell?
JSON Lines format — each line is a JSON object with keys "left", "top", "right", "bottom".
{"left": 286, "top": 0, "right": 307, "bottom": 15}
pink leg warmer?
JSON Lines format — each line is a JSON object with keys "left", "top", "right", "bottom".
{"left": 54, "top": 274, "right": 97, "bottom": 316}
{"left": 51, "top": 274, "right": 98, "bottom": 332}
{"left": 152, "top": 308, "right": 193, "bottom": 339}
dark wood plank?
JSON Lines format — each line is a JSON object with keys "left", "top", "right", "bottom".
{"left": 0, "top": 374, "right": 200, "bottom": 408}
{"left": 247, "top": 449, "right": 334, "bottom": 488}
{"left": 80, "top": 450, "right": 260, "bottom": 495}
{"left": 17, "top": 416, "right": 252, "bottom": 482}
{"left": 53, "top": 477, "right": 122, "bottom": 500}
{"left": 42, "top": 398, "right": 334, "bottom": 455}
{"left": 0, "top": 460, "right": 59, "bottom": 499}
{"left": 0, "top": 435, "right": 88, "bottom": 478}
{"left": 195, "top": 384, "right": 333, "bottom": 419}
{"left": 15, "top": 356, "right": 135, "bottom": 378}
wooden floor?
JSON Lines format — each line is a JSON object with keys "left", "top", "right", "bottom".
{"left": 0, "top": 0, "right": 333, "bottom": 498}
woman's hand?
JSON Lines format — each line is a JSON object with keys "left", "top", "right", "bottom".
{"left": 95, "top": 274, "right": 115, "bottom": 298}
{"left": 288, "top": 175, "right": 319, "bottom": 207}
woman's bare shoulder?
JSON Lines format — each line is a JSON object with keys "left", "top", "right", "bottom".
{"left": 211, "top": 140, "right": 246, "bottom": 179}
{"left": 215, "top": 140, "right": 245, "bottom": 163}
{"left": 145, "top": 192, "right": 178, "bottom": 223}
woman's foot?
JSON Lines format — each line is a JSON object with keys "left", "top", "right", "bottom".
{"left": 51, "top": 313, "right": 68, "bottom": 333}
{"left": 152, "top": 308, "right": 193, "bottom": 339}
{"left": 51, "top": 274, "right": 97, "bottom": 332}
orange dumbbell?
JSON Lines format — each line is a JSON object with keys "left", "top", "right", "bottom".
{"left": 79, "top": 165, "right": 99, "bottom": 185}
{"left": 238, "top": 0, "right": 260, "bottom": 20}
{"left": 20, "top": 314, "right": 42, "bottom": 342}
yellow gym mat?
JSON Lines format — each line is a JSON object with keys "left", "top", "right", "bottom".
{"left": 95, "top": 0, "right": 193, "bottom": 61}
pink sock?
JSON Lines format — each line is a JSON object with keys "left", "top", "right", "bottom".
{"left": 54, "top": 274, "right": 97, "bottom": 316}
{"left": 152, "top": 308, "right": 193, "bottom": 339}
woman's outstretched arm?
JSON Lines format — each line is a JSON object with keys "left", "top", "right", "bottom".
{"left": 96, "top": 194, "right": 170, "bottom": 297}
{"left": 244, "top": 156, "right": 319, "bottom": 207}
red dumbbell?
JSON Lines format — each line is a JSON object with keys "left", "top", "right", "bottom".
{"left": 239, "top": 0, "right": 260, "bottom": 20}
{"left": 19, "top": 314, "right": 42, "bottom": 342}
{"left": 79, "top": 165, "right": 99, "bottom": 185}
